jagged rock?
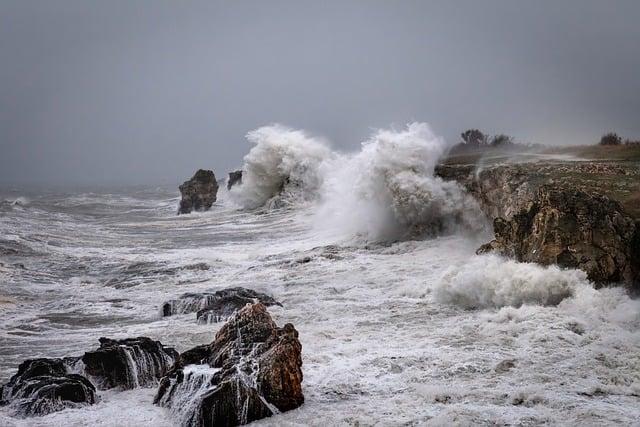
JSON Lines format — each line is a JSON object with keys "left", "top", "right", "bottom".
{"left": 178, "top": 169, "right": 218, "bottom": 214}
{"left": 227, "top": 170, "right": 243, "bottom": 190}
{"left": 0, "top": 358, "right": 96, "bottom": 416}
{"left": 477, "top": 186, "right": 640, "bottom": 286}
{"left": 161, "top": 287, "right": 281, "bottom": 324}
{"left": 436, "top": 162, "right": 640, "bottom": 290}
{"left": 155, "top": 303, "right": 303, "bottom": 426}
{"left": 82, "top": 337, "right": 178, "bottom": 390}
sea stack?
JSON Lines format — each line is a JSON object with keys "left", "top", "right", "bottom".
{"left": 178, "top": 169, "right": 218, "bottom": 215}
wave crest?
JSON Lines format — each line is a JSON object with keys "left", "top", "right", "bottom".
{"left": 434, "top": 254, "right": 588, "bottom": 308}
{"left": 230, "top": 124, "right": 332, "bottom": 209}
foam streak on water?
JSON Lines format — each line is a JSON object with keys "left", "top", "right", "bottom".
{"left": 0, "top": 124, "right": 639, "bottom": 426}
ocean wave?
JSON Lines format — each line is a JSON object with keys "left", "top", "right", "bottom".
{"left": 434, "top": 254, "right": 587, "bottom": 308}
{"left": 229, "top": 124, "right": 333, "bottom": 209}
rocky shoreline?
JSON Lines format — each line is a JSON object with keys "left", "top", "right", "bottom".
{"left": 1, "top": 290, "right": 302, "bottom": 426}
{"left": 436, "top": 157, "right": 640, "bottom": 291}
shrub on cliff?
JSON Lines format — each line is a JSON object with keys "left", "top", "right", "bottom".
{"left": 599, "top": 132, "right": 622, "bottom": 146}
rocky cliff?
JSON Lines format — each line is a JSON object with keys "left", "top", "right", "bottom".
{"left": 435, "top": 159, "right": 640, "bottom": 290}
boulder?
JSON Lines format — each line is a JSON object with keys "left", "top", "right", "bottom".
{"left": 0, "top": 358, "right": 96, "bottom": 417}
{"left": 155, "top": 303, "right": 303, "bottom": 426}
{"left": 227, "top": 170, "right": 243, "bottom": 190}
{"left": 82, "top": 337, "right": 178, "bottom": 390}
{"left": 161, "top": 287, "right": 281, "bottom": 323}
{"left": 178, "top": 169, "right": 218, "bottom": 214}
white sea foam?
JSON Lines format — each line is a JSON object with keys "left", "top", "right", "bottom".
{"left": 315, "top": 122, "right": 485, "bottom": 241}
{"left": 434, "top": 254, "right": 588, "bottom": 308}
{"left": 229, "top": 124, "right": 333, "bottom": 209}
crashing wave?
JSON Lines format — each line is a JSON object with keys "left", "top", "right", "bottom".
{"left": 315, "top": 122, "right": 485, "bottom": 242}
{"left": 434, "top": 254, "right": 588, "bottom": 309}
{"left": 229, "top": 124, "right": 332, "bottom": 209}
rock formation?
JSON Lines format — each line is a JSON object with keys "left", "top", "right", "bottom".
{"left": 161, "top": 287, "right": 282, "bottom": 324}
{"left": 0, "top": 358, "right": 96, "bottom": 416}
{"left": 227, "top": 170, "right": 242, "bottom": 190}
{"left": 178, "top": 169, "right": 219, "bottom": 214}
{"left": 435, "top": 161, "right": 640, "bottom": 289}
{"left": 82, "top": 337, "right": 178, "bottom": 390}
{"left": 155, "top": 303, "right": 304, "bottom": 426}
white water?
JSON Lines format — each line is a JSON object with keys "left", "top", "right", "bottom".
{"left": 1, "top": 123, "right": 639, "bottom": 425}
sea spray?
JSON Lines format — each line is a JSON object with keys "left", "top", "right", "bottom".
{"left": 434, "top": 254, "right": 588, "bottom": 309}
{"left": 315, "top": 122, "right": 485, "bottom": 242}
{"left": 229, "top": 124, "right": 333, "bottom": 209}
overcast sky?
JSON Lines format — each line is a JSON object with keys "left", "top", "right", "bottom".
{"left": 1, "top": 1, "right": 639, "bottom": 186}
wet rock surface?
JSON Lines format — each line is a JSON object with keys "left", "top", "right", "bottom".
{"left": 436, "top": 161, "right": 640, "bottom": 290}
{"left": 227, "top": 170, "right": 243, "bottom": 190}
{"left": 178, "top": 169, "right": 219, "bottom": 214}
{"left": 155, "top": 303, "right": 303, "bottom": 426}
{"left": 161, "top": 287, "right": 281, "bottom": 323}
{"left": 82, "top": 337, "right": 178, "bottom": 390}
{"left": 0, "top": 358, "right": 96, "bottom": 417}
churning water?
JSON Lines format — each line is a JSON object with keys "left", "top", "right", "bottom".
{"left": 1, "top": 123, "right": 638, "bottom": 426}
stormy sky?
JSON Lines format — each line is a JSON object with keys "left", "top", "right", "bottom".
{"left": 1, "top": 1, "right": 639, "bottom": 186}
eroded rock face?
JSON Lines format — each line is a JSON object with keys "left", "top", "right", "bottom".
{"left": 227, "top": 170, "right": 242, "bottom": 190}
{"left": 161, "top": 287, "right": 281, "bottom": 324}
{"left": 436, "top": 162, "right": 640, "bottom": 289}
{"left": 82, "top": 337, "right": 178, "bottom": 390}
{"left": 155, "top": 303, "right": 303, "bottom": 426}
{"left": 178, "top": 169, "right": 218, "bottom": 214}
{"left": 0, "top": 358, "right": 96, "bottom": 417}
{"left": 478, "top": 186, "right": 640, "bottom": 286}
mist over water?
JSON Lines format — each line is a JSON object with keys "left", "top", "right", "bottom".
{"left": 1, "top": 123, "right": 639, "bottom": 425}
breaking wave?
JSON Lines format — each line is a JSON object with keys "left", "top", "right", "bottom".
{"left": 230, "top": 122, "right": 484, "bottom": 242}
{"left": 229, "top": 124, "right": 332, "bottom": 209}
{"left": 315, "top": 122, "right": 485, "bottom": 241}
{"left": 434, "top": 254, "right": 588, "bottom": 308}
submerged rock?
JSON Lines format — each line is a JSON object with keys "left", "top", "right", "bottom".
{"left": 155, "top": 303, "right": 303, "bottom": 426}
{"left": 227, "top": 170, "right": 243, "bottom": 190}
{"left": 82, "top": 337, "right": 178, "bottom": 390}
{"left": 161, "top": 287, "right": 281, "bottom": 324}
{"left": 0, "top": 358, "right": 96, "bottom": 417}
{"left": 178, "top": 169, "right": 219, "bottom": 215}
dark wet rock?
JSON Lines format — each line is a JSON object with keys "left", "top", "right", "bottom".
{"left": 82, "top": 337, "right": 178, "bottom": 390}
{"left": 178, "top": 169, "right": 219, "bottom": 214}
{"left": 155, "top": 303, "right": 304, "bottom": 426}
{"left": 160, "top": 287, "right": 281, "bottom": 324}
{"left": 0, "top": 358, "right": 96, "bottom": 417}
{"left": 227, "top": 170, "right": 243, "bottom": 190}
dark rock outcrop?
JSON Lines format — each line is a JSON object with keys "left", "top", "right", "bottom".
{"left": 227, "top": 170, "right": 243, "bottom": 190}
{"left": 477, "top": 186, "right": 640, "bottom": 286}
{"left": 0, "top": 358, "right": 96, "bottom": 416}
{"left": 178, "top": 169, "right": 218, "bottom": 214}
{"left": 161, "top": 287, "right": 281, "bottom": 324}
{"left": 155, "top": 303, "right": 303, "bottom": 426}
{"left": 436, "top": 162, "right": 640, "bottom": 289}
{"left": 82, "top": 337, "right": 178, "bottom": 390}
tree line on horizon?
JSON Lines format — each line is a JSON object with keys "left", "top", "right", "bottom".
{"left": 453, "top": 129, "right": 640, "bottom": 149}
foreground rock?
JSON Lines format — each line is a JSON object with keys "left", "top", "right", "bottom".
{"left": 155, "top": 303, "right": 303, "bottom": 426}
{"left": 227, "top": 170, "right": 242, "bottom": 190}
{"left": 0, "top": 358, "right": 96, "bottom": 416}
{"left": 436, "top": 161, "right": 640, "bottom": 289}
{"left": 161, "top": 287, "right": 282, "bottom": 324}
{"left": 178, "top": 169, "right": 219, "bottom": 214}
{"left": 82, "top": 337, "right": 178, "bottom": 390}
